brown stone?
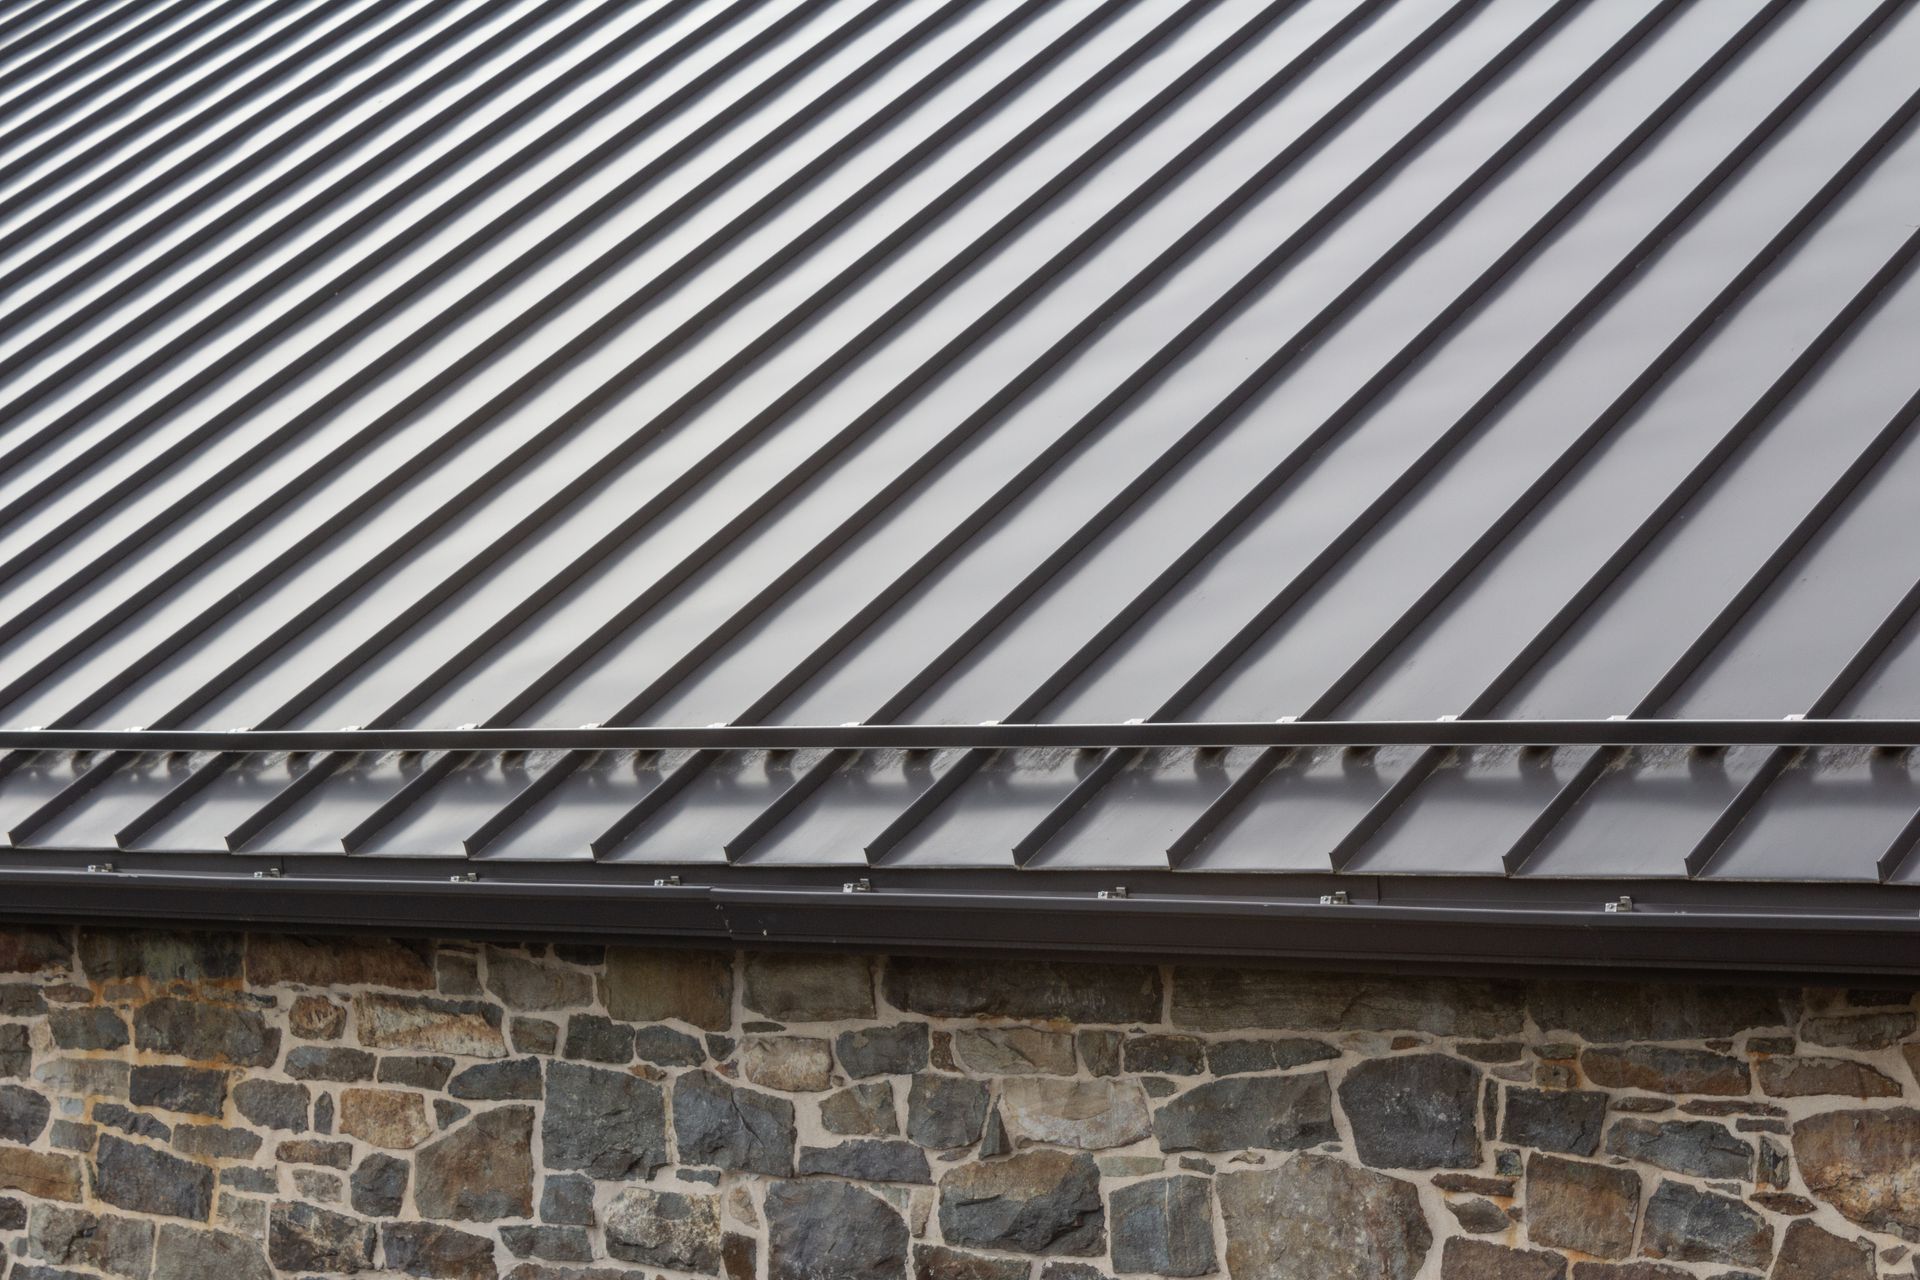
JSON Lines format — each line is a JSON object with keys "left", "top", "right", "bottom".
{"left": 1567, "top": 1266, "right": 1689, "bottom": 1279}
{"left": 821, "top": 1081, "right": 897, "bottom": 1136}
{"left": 0, "top": 927, "right": 71, "bottom": 973}
{"left": 742, "top": 1036, "right": 833, "bottom": 1092}
{"left": 247, "top": 935, "right": 433, "bottom": 989}
{"left": 1793, "top": 1107, "right": 1920, "bottom": 1241}
{"left": 603, "top": 948, "right": 733, "bottom": 1030}
{"left": 0, "top": 1146, "right": 84, "bottom": 1201}
{"left": 383, "top": 1221, "right": 501, "bottom": 1280}
{"left": 1759, "top": 1055, "right": 1901, "bottom": 1097}
{"left": 484, "top": 949, "right": 594, "bottom": 1012}
{"left": 1528, "top": 982, "right": 1789, "bottom": 1041}
{"left": 132, "top": 997, "right": 279, "bottom": 1067}
{"left": 953, "top": 1026, "right": 1077, "bottom": 1075}
{"left": 1441, "top": 1238, "right": 1565, "bottom": 1279}
{"left": 914, "top": 1243, "right": 1031, "bottom": 1280}
{"left": 1580, "top": 1045, "right": 1748, "bottom": 1095}
{"left": 355, "top": 993, "right": 506, "bottom": 1058}
{"left": 1526, "top": 1154, "right": 1639, "bottom": 1259}
{"left": 1174, "top": 968, "right": 1520, "bottom": 1036}
{"left": 1752, "top": 1191, "right": 1817, "bottom": 1215}
{"left": 415, "top": 1106, "right": 536, "bottom": 1221}
{"left": 998, "top": 1078, "right": 1151, "bottom": 1151}
{"left": 1770, "top": 1219, "right": 1875, "bottom": 1280}
{"left": 290, "top": 995, "right": 346, "bottom": 1040}
{"left": 79, "top": 930, "right": 241, "bottom": 983}
{"left": 1218, "top": 1155, "right": 1430, "bottom": 1280}
{"left": 742, "top": 953, "right": 874, "bottom": 1022}
{"left": 339, "top": 1088, "right": 433, "bottom": 1149}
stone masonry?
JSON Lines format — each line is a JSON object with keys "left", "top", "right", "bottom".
{"left": 0, "top": 928, "right": 1918, "bottom": 1278}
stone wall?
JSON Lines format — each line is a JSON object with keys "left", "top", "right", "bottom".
{"left": 0, "top": 928, "right": 1917, "bottom": 1279}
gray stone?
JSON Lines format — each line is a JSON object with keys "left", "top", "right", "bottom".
{"left": 276, "top": 1137, "right": 353, "bottom": 1167}
{"left": 152, "top": 1225, "right": 271, "bottom": 1280}
{"left": 47, "top": 1006, "right": 127, "bottom": 1051}
{"left": 414, "top": 1107, "right": 536, "bottom": 1221}
{"left": 541, "top": 1174, "right": 595, "bottom": 1226}
{"left": 1109, "top": 1175, "right": 1214, "bottom": 1277}
{"left": 379, "top": 1055, "right": 456, "bottom": 1090}
{"left": 1122, "top": 1035, "right": 1206, "bottom": 1076}
{"left": 1447, "top": 1196, "right": 1511, "bottom": 1233}
{"left": 938, "top": 1149, "right": 1103, "bottom": 1257}
{"left": 1175, "top": 968, "right": 1521, "bottom": 1036}
{"left": 1153, "top": 1072, "right": 1336, "bottom": 1153}
{"left": 745, "top": 1035, "right": 833, "bottom": 1091}
{"left": 1040, "top": 1268, "right": 1116, "bottom": 1280}
{"left": 81, "top": 930, "right": 242, "bottom": 983}
{"left": 294, "top": 1166, "right": 343, "bottom": 1203}
{"left": 1217, "top": 1154, "right": 1431, "bottom": 1280}
{"left": 351, "top": 1153, "right": 408, "bottom": 1217}
{"left": 511, "top": 1018, "right": 559, "bottom": 1056}
{"left": 913, "top": 1244, "right": 1030, "bottom": 1280}
{"left": 1502, "top": 1088, "right": 1607, "bottom": 1156}
{"left": 485, "top": 948, "right": 593, "bottom": 1011}
{"left": 268, "top": 1201, "right": 377, "bottom": 1273}
{"left": 838, "top": 1024, "right": 930, "bottom": 1078}
{"left": 437, "top": 1098, "right": 471, "bottom": 1129}
{"left": 248, "top": 935, "right": 434, "bottom": 989}
{"left": 129, "top": 1064, "right": 228, "bottom": 1116}
{"left": 1641, "top": 1181, "right": 1771, "bottom": 1268}
{"left": 766, "top": 1179, "right": 909, "bottom": 1280}
{"left": 562, "top": 1014, "right": 633, "bottom": 1063}
{"left": 798, "top": 1140, "right": 932, "bottom": 1184}
{"left": 91, "top": 1134, "right": 214, "bottom": 1220}
{"left": 220, "top": 1166, "right": 278, "bottom": 1193}
{"left": 823, "top": 1081, "right": 898, "bottom": 1136}
{"left": 133, "top": 997, "right": 279, "bottom": 1067}
{"left": 885, "top": 956, "right": 1160, "bottom": 1024}
{"left": 25, "top": 1204, "right": 154, "bottom": 1277}
{"left": 999, "top": 1078, "right": 1151, "bottom": 1151}
{"left": 907, "top": 1075, "right": 990, "bottom": 1150}
{"left": 48, "top": 1119, "right": 93, "bottom": 1151}
{"left": 1526, "top": 1154, "right": 1639, "bottom": 1259}
{"left": 233, "top": 1078, "right": 309, "bottom": 1131}
{"left": 743, "top": 953, "right": 875, "bottom": 1021}
{"left": 605, "top": 1187, "right": 721, "bottom": 1271}
{"left": 502, "top": 1225, "right": 593, "bottom": 1262}
{"left": 953, "top": 1027, "right": 1076, "bottom": 1075}
{"left": 675, "top": 1069, "right": 795, "bottom": 1176}
{"left": 1528, "top": 983, "right": 1789, "bottom": 1041}
{"left": 1769, "top": 1219, "right": 1876, "bottom": 1280}
{"left": 1605, "top": 1119, "right": 1753, "bottom": 1180}
{"left": 1582, "top": 1045, "right": 1749, "bottom": 1095}
{"left": 286, "top": 1046, "right": 376, "bottom": 1081}
{"left": 1800, "top": 1011, "right": 1916, "bottom": 1050}
{"left": 355, "top": 993, "right": 506, "bottom": 1058}
{"left": 1439, "top": 1239, "right": 1566, "bottom": 1280}
{"left": 1792, "top": 1107, "right": 1920, "bottom": 1240}
{"left": 1759, "top": 1056, "right": 1901, "bottom": 1098}
{"left": 171, "top": 1123, "right": 263, "bottom": 1160}
{"left": 0, "top": 1083, "right": 49, "bottom": 1143}
{"left": 314, "top": 1088, "right": 335, "bottom": 1133}
{"left": 633, "top": 1024, "right": 704, "bottom": 1067}
{"left": 33, "top": 1056, "right": 129, "bottom": 1097}
{"left": 1339, "top": 1054, "right": 1481, "bottom": 1169}
{"left": 0, "top": 983, "right": 47, "bottom": 1017}
{"left": 602, "top": 948, "right": 733, "bottom": 1031}
{"left": 383, "top": 1221, "right": 501, "bottom": 1280}
{"left": 543, "top": 1060, "right": 668, "bottom": 1179}
{"left": 449, "top": 1057, "right": 542, "bottom": 1100}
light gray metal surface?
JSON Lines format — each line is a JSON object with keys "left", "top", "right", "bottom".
{"left": 4, "top": 0, "right": 1920, "bottom": 911}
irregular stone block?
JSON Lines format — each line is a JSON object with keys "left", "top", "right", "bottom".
{"left": 233, "top": 1078, "right": 310, "bottom": 1131}
{"left": 561, "top": 1014, "right": 633, "bottom": 1063}
{"left": 351, "top": 1152, "right": 408, "bottom": 1217}
{"left": 339, "top": 1088, "right": 432, "bottom": 1149}
{"left": 502, "top": 1224, "right": 593, "bottom": 1262}
{"left": 605, "top": 1187, "right": 721, "bottom": 1271}
{"left": 81, "top": 931, "right": 241, "bottom": 984}
{"left": 602, "top": 948, "right": 733, "bottom": 1030}
{"left": 673, "top": 1070, "right": 794, "bottom": 1176}
{"left": 744, "top": 1035, "right": 833, "bottom": 1091}
{"left": 511, "top": 1017, "right": 559, "bottom": 1056}
{"left": 1439, "top": 1238, "right": 1565, "bottom": 1279}
{"left": 906, "top": 1074, "right": 989, "bottom": 1150}
{"left": 1446, "top": 1196, "right": 1510, "bottom": 1233}
{"left": 290, "top": 995, "right": 347, "bottom": 1040}
{"left": 1217, "top": 1154, "right": 1430, "bottom": 1280}
{"left": 380, "top": 1055, "right": 456, "bottom": 1090}
{"left": 1525, "top": 1154, "right": 1638, "bottom": 1259}
{"left": 268, "top": 1201, "right": 376, "bottom": 1273}
{"left": 48, "top": 1006, "right": 127, "bottom": 1051}
{"left": 1109, "top": 1175, "right": 1215, "bottom": 1277}
{"left": 152, "top": 1224, "right": 272, "bottom": 1280}
{"left": 1759, "top": 1055, "right": 1901, "bottom": 1098}
{"left": 543, "top": 1060, "right": 667, "bottom": 1179}
{"left": 33, "top": 1056, "right": 129, "bottom": 1098}
{"left": 1640, "top": 1180, "right": 1771, "bottom": 1268}
{"left": 129, "top": 1064, "right": 228, "bottom": 1116}
{"left": 953, "top": 1027, "right": 1076, "bottom": 1076}
{"left": 1153, "top": 1073, "right": 1336, "bottom": 1153}
{"left": 743, "top": 953, "right": 875, "bottom": 1021}
{"left": 1793, "top": 1107, "right": 1920, "bottom": 1240}
{"left": 1800, "top": 1011, "right": 1916, "bottom": 1050}
{"left": 1175, "top": 969, "right": 1520, "bottom": 1036}
{"left": 885, "top": 956, "right": 1159, "bottom": 1024}
{"left": 287, "top": 1046, "right": 377, "bottom": 1081}
{"left": 0, "top": 927, "right": 72, "bottom": 973}
{"left": 1768, "top": 1218, "right": 1876, "bottom": 1280}
{"left": 1121, "top": 1034, "right": 1206, "bottom": 1076}
{"left": 633, "top": 1024, "right": 704, "bottom": 1067}
{"left": 1499, "top": 1087, "right": 1606, "bottom": 1156}
{"left": 913, "top": 1243, "right": 1030, "bottom": 1280}
{"left": 276, "top": 1138, "right": 352, "bottom": 1168}
{"left": 414, "top": 1106, "right": 536, "bottom": 1221}
{"left": 133, "top": 997, "right": 279, "bottom": 1067}
{"left": 938, "top": 1149, "right": 1104, "bottom": 1257}
{"left": 838, "top": 1023, "right": 930, "bottom": 1078}
{"left": 0, "top": 1082, "right": 49, "bottom": 1143}
{"left": 171, "top": 1123, "right": 263, "bottom": 1160}
{"left": 383, "top": 1221, "right": 501, "bottom": 1280}
{"left": 247, "top": 935, "right": 433, "bottom": 989}
{"left": 1580, "top": 1045, "right": 1748, "bottom": 1095}
{"left": 1339, "top": 1055, "right": 1481, "bottom": 1169}
{"left": 1527, "top": 983, "right": 1788, "bottom": 1041}
{"left": 822, "top": 1080, "right": 898, "bottom": 1136}
{"left": 25, "top": 1204, "right": 154, "bottom": 1278}
{"left": 484, "top": 948, "right": 593, "bottom": 1011}
{"left": 91, "top": 1134, "right": 214, "bottom": 1220}
{"left": 449, "top": 1057, "right": 542, "bottom": 1100}
{"left": 797, "top": 1139, "right": 931, "bottom": 1184}
{"left": 1604, "top": 1118, "right": 1752, "bottom": 1180}
{"left": 999, "top": 1078, "right": 1150, "bottom": 1151}
{"left": 0, "top": 1145, "right": 84, "bottom": 1201}
{"left": 355, "top": 993, "right": 506, "bottom": 1058}
{"left": 541, "top": 1173, "right": 595, "bottom": 1226}
{"left": 766, "top": 1179, "right": 908, "bottom": 1280}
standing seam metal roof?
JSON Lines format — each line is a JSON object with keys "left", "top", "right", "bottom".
{"left": 3, "top": 0, "right": 1920, "bottom": 971}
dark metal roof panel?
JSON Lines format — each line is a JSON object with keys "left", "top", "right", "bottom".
{"left": 4, "top": 0, "right": 1920, "bottom": 969}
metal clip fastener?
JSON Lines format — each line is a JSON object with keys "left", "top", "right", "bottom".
{"left": 86, "top": 862, "right": 116, "bottom": 874}
{"left": 1320, "top": 890, "right": 1351, "bottom": 906}
{"left": 449, "top": 871, "right": 479, "bottom": 883}
{"left": 252, "top": 867, "right": 284, "bottom": 879}
{"left": 653, "top": 875, "right": 682, "bottom": 887}
{"left": 1605, "top": 895, "right": 1634, "bottom": 914}
{"left": 842, "top": 878, "right": 873, "bottom": 894}
{"left": 1097, "top": 886, "right": 1130, "bottom": 900}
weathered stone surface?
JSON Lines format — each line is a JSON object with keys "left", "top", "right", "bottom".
{"left": 269, "top": 1201, "right": 377, "bottom": 1273}
{"left": 1110, "top": 1175, "right": 1215, "bottom": 1277}
{"left": 0, "top": 1146, "right": 84, "bottom": 1201}
{"left": 91, "top": 1134, "right": 214, "bottom": 1220}
{"left": 1441, "top": 1239, "right": 1565, "bottom": 1280}
{"left": 25, "top": 1204, "right": 154, "bottom": 1277}
{"left": 998, "top": 1078, "right": 1151, "bottom": 1151}
{"left": 248, "top": 935, "right": 433, "bottom": 989}
{"left": 885, "top": 956, "right": 1160, "bottom": 1024}
{"left": 290, "top": 994, "right": 347, "bottom": 1039}
{"left": 939, "top": 1149, "right": 1103, "bottom": 1257}
{"left": 1502, "top": 1088, "right": 1607, "bottom": 1156}
{"left": 1566, "top": 1266, "right": 1688, "bottom": 1280}
{"left": 822, "top": 1081, "right": 898, "bottom": 1136}
{"left": 356, "top": 993, "right": 506, "bottom": 1058}
{"left": 287, "top": 1045, "right": 377, "bottom": 1081}
{"left": 485, "top": 949, "right": 593, "bottom": 1011}
{"left": 743, "top": 953, "right": 874, "bottom": 1022}
{"left": 1153, "top": 1072, "right": 1336, "bottom": 1153}
{"left": 1801, "top": 1011, "right": 1916, "bottom": 1050}
{"left": 340, "top": 1088, "right": 433, "bottom": 1149}
{"left": 542, "top": 1173, "right": 595, "bottom": 1226}
{"left": 133, "top": 997, "right": 278, "bottom": 1066}
{"left": 1528, "top": 983, "right": 1788, "bottom": 1041}
{"left": 798, "top": 1140, "right": 931, "bottom": 1184}
{"left": 1218, "top": 1154, "right": 1430, "bottom": 1280}
{"left": 34, "top": 1055, "right": 130, "bottom": 1097}
{"left": 1339, "top": 1055, "right": 1480, "bottom": 1169}
{"left": 152, "top": 1224, "right": 271, "bottom": 1280}
{"left": 1205, "top": 1037, "right": 1339, "bottom": 1076}
{"left": 1527, "top": 1154, "right": 1639, "bottom": 1259}
{"left": 723, "top": 1231, "right": 756, "bottom": 1279}
{"left": 605, "top": 1187, "right": 721, "bottom": 1270}
{"left": 542, "top": 1061, "right": 667, "bottom": 1179}
{"left": 561, "top": 1014, "right": 633, "bottom": 1063}
{"left": 1447, "top": 1196, "right": 1511, "bottom": 1233}
{"left": 1758, "top": 1055, "right": 1901, "bottom": 1097}
{"left": 0, "top": 927, "right": 71, "bottom": 973}
{"left": 839, "top": 1023, "right": 930, "bottom": 1078}
{"left": 1581, "top": 1045, "right": 1749, "bottom": 1095}
{"left": 1792, "top": 1107, "right": 1920, "bottom": 1240}
{"left": 1641, "top": 1180, "right": 1771, "bottom": 1268}
{"left": 953, "top": 1027, "right": 1076, "bottom": 1076}
{"left": 744, "top": 1035, "right": 833, "bottom": 1091}
{"left": 907, "top": 1075, "right": 990, "bottom": 1150}
{"left": 512, "top": 1017, "right": 559, "bottom": 1056}
{"left": 1768, "top": 1219, "right": 1875, "bottom": 1280}
{"left": 278, "top": 1137, "right": 353, "bottom": 1167}
{"left": 913, "top": 1243, "right": 1030, "bottom": 1280}
{"left": 415, "top": 1107, "right": 535, "bottom": 1221}
{"left": 633, "top": 1024, "right": 704, "bottom": 1067}
{"left": 1038, "top": 1267, "right": 1115, "bottom": 1280}
{"left": 129, "top": 1064, "right": 227, "bottom": 1116}
{"left": 172, "top": 1122, "right": 263, "bottom": 1159}
{"left": 48, "top": 1005, "right": 127, "bottom": 1051}
{"left": 1121, "top": 1034, "right": 1206, "bottom": 1076}
{"left": 675, "top": 1070, "right": 795, "bottom": 1176}
{"left": 1175, "top": 969, "right": 1521, "bottom": 1036}
{"left": 0, "top": 1020, "right": 29, "bottom": 1077}
{"left": 352, "top": 1152, "right": 408, "bottom": 1217}
{"left": 766, "top": 1179, "right": 909, "bottom": 1280}
{"left": 603, "top": 948, "right": 733, "bottom": 1031}
{"left": 503, "top": 1267, "right": 655, "bottom": 1280}
{"left": 79, "top": 930, "right": 239, "bottom": 984}
{"left": 380, "top": 1054, "right": 456, "bottom": 1090}
{"left": 383, "top": 1221, "right": 501, "bottom": 1280}
{"left": 502, "top": 1225, "right": 593, "bottom": 1262}
{"left": 1605, "top": 1119, "right": 1753, "bottom": 1180}
{"left": 449, "top": 1057, "right": 542, "bottom": 1100}
{"left": 233, "top": 1078, "right": 309, "bottom": 1130}
{"left": 0, "top": 1082, "right": 49, "bottom": 1143}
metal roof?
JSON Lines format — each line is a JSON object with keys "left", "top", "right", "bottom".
{"left": 3, "top": 0, "right": 1920, "bottom": 973}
